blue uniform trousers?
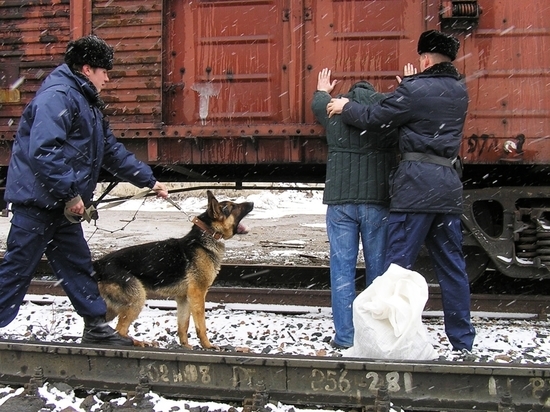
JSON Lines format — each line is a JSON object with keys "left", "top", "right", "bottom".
{"left": 0, "top": 205, "right": 107, "bottom": 327}
{"left": 384, "top": 212, "right": 475, "bottom": 351}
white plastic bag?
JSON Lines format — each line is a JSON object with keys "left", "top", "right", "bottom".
{"left": 344, "top": 263, "right": 438, "bottom": 360}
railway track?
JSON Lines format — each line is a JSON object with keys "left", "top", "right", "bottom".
{"left": 26, "top": 279, "right": 550, "bottom": 319}
{"left": 25, "top": 262, "right": 550, "bottom": 318}
{"left": 1, "top": 339, "right": 549, "bottom": 412}
{"left": 3, "top": 263, "right": 550, "bottom": 411}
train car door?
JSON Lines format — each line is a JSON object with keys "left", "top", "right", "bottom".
{"left": 164, "top": 0, "right": 292, "bottom": 126}
{"left": 164, "top": 0, "right": 426, "bottom": 128}
{"left": 459, "top": 0, "right": 550, "bottom": 165}
{"left": 303, "top": 0, "right": 424, "bottom": 123}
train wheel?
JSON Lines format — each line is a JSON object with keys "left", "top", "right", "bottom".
{"left": 463, "top": 245, "right": 491, "bottom": 283}
{"left": 0, "top": 187, "right": 6, "bottom": 216}
{"left": 412, "top": 245, "right": 489, "bottom": 285}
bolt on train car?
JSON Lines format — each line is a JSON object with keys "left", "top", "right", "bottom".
{"left": 0, "top": 0, "right": 549, "bottom": 283}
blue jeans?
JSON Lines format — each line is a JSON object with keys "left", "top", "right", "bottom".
{"left": 0, "top": 205, "right": 107, "bottom": 328}
{"left": 385, "top": 212, "right": 476, "bottom": 351}
{"left": 326, "top": 203, "right": 389, "bottom": 347}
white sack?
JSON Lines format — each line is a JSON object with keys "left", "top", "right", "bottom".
{"left": 344, "top": 263, "right": 438, "bottom": 361}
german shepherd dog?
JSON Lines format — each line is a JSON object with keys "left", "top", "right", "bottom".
{"left": 92, "top": 190, "right": 254, "bottom": 349}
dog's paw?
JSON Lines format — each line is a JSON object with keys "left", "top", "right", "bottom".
{"left": 200, "top": 343, "right": 220, "bottom": 351}
{"left": 132, "top": 339, "right": 159, "bottom": 348}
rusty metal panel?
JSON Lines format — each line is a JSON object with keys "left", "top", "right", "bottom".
{"left": 460, "top": 0, "right": 550, "bottom": 164}
{"left": 156, "top": 136, "right": 301, "bottom": 165}
{"left": 162, "top": 0, "right": 423, "bottom": 164}
{"left": 304, "top": 0, "right": 422, "bottom": 123}
{"left": 92, "top": 0, "right": 163, "bottom": 127}
{"left": 164, "top": 0, "right": 423, "bottom": 127}
{"left": 165, "top": 0, "right": 289, "bottom": 126}
{"left": 0, "top": 0, "right": 70, "bottom": 138}
{"left": 1, "top": 0, "right": 549, "bottom": 170}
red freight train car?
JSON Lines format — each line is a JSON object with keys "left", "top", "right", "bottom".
{"left": 1, "top": 0, "right": 549, "bottom": 282}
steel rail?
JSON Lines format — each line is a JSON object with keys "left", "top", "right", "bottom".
{"left": 10, "top": 258, "right": 333, "bottom": 288}
{"left": 26, "top": 279, "right": 550, "bottom": 319}
{"left": 1, "top": 340, "right": 549, "bottom": 411}
{"left": 14, "top": 256, "right": 550, "bottom": 316}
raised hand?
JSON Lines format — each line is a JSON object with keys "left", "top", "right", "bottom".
{"left": 396, "top": 63, "right": 417, "bottom": 83}
{"left": 317, "top": 68, "right": 337, "bottom": 94}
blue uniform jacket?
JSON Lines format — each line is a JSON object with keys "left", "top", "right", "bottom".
{"left": 5, "top": 64, "right": 156, "bottom": 209}
{"left": 341, "top": 62, "right": 468, "bottom": 214}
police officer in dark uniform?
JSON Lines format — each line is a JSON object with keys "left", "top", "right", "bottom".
{"left": 0, "top": 35, "right": 169, "bottom": 346}
{"left": 326, "top": 30, "right": 475, "bottom": 352}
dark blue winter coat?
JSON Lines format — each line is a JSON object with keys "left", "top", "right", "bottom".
{"left": 341, "top": 62, "right": 468, "bottom": 214}
{"left": 5, "top": 64, "right": 156, "bottom": 209}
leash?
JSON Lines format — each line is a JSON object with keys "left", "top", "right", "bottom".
{"left": 163, "top": 196, "right": 183, "bottom": 212}
{"left": 96, "top": 187, "right": 191, "bottom": 218}
{"left": 84, "top": 186, "right": 221, "bottom": 241}
{"left": 164, "top": 197, "right": 222, "bottom": 239}
{"left": 83, "top": 189, "right": 179, "bottom": 240}
{"left": 96, "top": 188, "right": 151, "bottom": 211}
{"left": 67, "top": 188, "right": 152, "bottom": 224}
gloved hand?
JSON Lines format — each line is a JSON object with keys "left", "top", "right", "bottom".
{"left": 64, "top": 196, "right": 98, "bottom": 223}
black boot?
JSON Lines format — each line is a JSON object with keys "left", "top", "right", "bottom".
{"left": 81, "top": 316, "right": 133, "bottom": 346}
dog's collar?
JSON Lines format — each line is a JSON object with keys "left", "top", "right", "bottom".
{"left": 192, "top": 217, "right": 224, "bottom": 240}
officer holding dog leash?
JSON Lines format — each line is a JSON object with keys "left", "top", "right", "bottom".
{"left": 0, "top": 35, "right": 168, "bottom": 346}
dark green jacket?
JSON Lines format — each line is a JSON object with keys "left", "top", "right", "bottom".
{"left": 311, "top": 81, "right": 398, "bottom": 205}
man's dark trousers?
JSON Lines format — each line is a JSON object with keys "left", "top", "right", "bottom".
{"left": 384, "top": 212, "right": 476, "bottom": 351}
{"left": 0, "top": 205, "right": 107, "bottom": 327}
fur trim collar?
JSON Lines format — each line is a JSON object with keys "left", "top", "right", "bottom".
{"left": 421, "top": 62, "right": 461, "bottom": 79}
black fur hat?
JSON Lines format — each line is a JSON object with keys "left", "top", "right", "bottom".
{"left": 417, "top": 30, "right": 460, "bottom": 61}
{"left": 64, "top": 35, "right": 114, "bottom": 70}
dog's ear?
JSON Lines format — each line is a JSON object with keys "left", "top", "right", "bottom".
{"left": 206, "top": 190, "right": 222, "bottom": 219}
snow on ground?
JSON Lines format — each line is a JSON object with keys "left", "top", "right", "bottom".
{"left": 2, "top": 295, "right": 550, "bottom": 411}
{"left": 0, "top": 382, "right": 349, "bottom": 412}
{"left": 1, "top": 295, "right": 550, "bottom": 363}
{"left": 1, "top": 296, "right": 550, "bottom": 411}
{"left": 1, "top": 186, "right": 550, "bottom": 411}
